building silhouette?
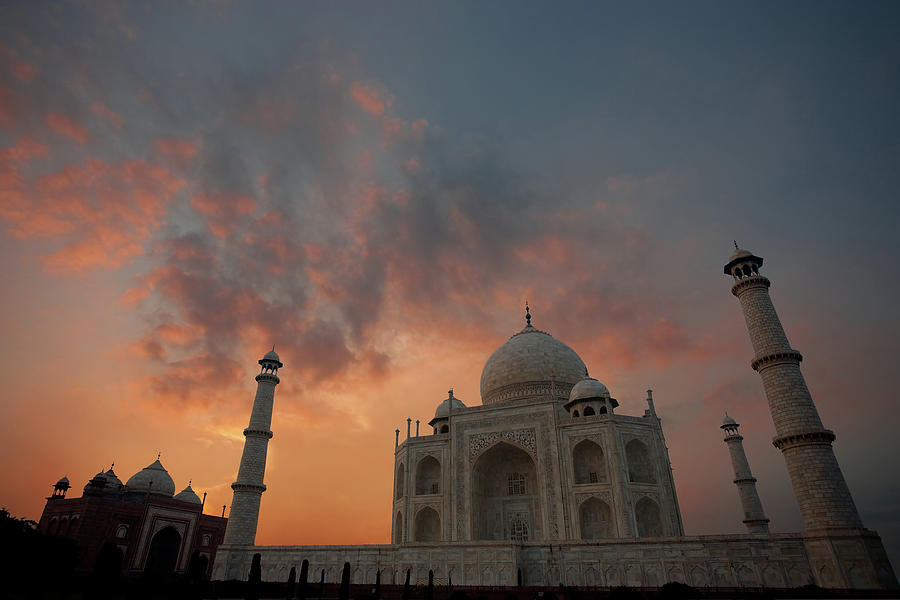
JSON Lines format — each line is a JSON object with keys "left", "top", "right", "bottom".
{"left": 38, "top": 459, "right": 226, "bottom": 579}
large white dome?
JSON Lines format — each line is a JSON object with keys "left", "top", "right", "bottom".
{"left": 480, "top": 323, "right": 588, "bottom": 405}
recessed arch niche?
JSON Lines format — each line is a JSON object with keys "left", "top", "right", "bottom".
{"left": 471, "top": 442, "right": 542, "bottom": 541}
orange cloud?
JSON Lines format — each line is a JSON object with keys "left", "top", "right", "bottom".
{"left": 155, "top": 137, "right": 198, "bottom": 159}
{"left": 156, "top": 322, "right": 203, "bottom": 346}
{"left": 135, "top": 353, "right": 248, "bottom": 412}
{"left": 190, "top": 192, "right": 257, "bottom": 238}
{"left": 128, "top": 336, "right": 167, "bottom": 360}
{"left": 11, "top": 60, "right": 36, "bottom": 82}
{"left": 351, "top": 83, "right": 387, "bottom": 116}
{"left": 90, "top": 102, "right": 125, "bottom": 129}
{"left": 0, "top": 136, "right": 48, "bottom": 163}
{"left": 0, "top": 143, "right": 185, "bottom": 271}
{"left": 44, "top": 113, "right": 89, "bottom": 144}
{"left": 381, "top": 117, "right": 428, "bottom": 146}
{"left": 119, "top": 286, "right": 150, "bottom": 307}
{"left": 2, "top": 47, "right": 37, "bottom": 82}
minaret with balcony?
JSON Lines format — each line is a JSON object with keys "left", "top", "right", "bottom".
{"left": 222, "top": 348, "right": 282, "bottom": 546}
{"left": 720, "top": 413, "right": 769, "bottom": 535}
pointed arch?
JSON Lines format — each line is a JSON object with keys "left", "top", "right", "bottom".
{"left": 625, "top": 439, "right": 656, "bottom": 483}
{"left": 471, "top": 441, "right": 542, "bottom": 541}
{"left": 395, "top": 463, "right": 405, "bottom": 500}
{"left": 414, "top": 507, "right": 440, "bottom": 541}
{"left": 144, "top": 526, "right": 181, "bottom": 577}
{"left": 578, "top": 497, "right": 613, "bottom": 539}
{"left": 394, "top": 511, "right": 404, "bottom": 543}
{"left": 415, "top": 456, "right": 441, "bottom": 495}
{"left": 573, "top": 439, "right": 606, "bottom": 484}
{"left": 635, "top": 496, "right": 663, "bottom": 537}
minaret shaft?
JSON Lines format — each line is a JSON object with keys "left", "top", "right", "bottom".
{"left": 222, "top": 360, "right": 280, "bottom": 547}
{"left": 730, "top": 268, "right": 861, "bottom": 530}
{"left": 735, "top": 285, "right": 825, "bottom": 435}
{"left": 723, "top": 430, "right": 769, "bottom": 535}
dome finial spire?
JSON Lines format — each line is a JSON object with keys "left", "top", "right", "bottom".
{"left": 734, "top": 240, "right": 739, "bottom": 250}
{"left": 525, "top": 301, "right": 531, "bottom": 326}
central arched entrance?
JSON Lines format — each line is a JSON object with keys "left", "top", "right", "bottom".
{"left": 472, "top": 442, "right": 542, "bottom": 541}
{"left": 144, "top": 526, "right": 181, "bottom": 577}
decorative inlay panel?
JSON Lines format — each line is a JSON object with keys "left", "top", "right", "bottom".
{"left": 575, "top": 490, "right": 613, "bottom": 505}
{"left": 568, "top": 433, "right": 606, "bottom": 450}
{"left": 468, "top": 429, "right": 536, "bottom": 462}
{"left": 414, "top": 503, "right": 441, "bottom": 516}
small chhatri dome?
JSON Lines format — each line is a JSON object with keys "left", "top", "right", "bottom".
{"left": 104, "top": 467, "right": 123, "bottom": 490}
{"left": 84, "top": 467, "right": 122, "bottom": 494}
{"left": 724, "top": 243, "right": 764, "bottom": 275}
{"left": 259, "top": 345, "right": 283, "bottom": 368}
{"left": 56, "top": 475, "right": 70, "bottom": 486}
{"left": 434, "top": 389, "right": 467, "bottom": 419}
{"left": 722, "top": 412, "right": 738, "bottom": 427}
{"left": 728, "top": 246, "right": 753, "bottom": 263}
{"left": 125, "top": 458, "right": 176, "bottom": 496}
{"left": 174, "top": 482, "right": 202, "bottom": 504}
{"left": 569, "top": 377, "right": 610, "bottom": 402}
{"left": 480, "top": 305, "right": 588, "bottom": 405}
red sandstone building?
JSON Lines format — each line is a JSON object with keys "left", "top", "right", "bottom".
{"left": 38, "top": 459, "right": 227, "bottom": 579}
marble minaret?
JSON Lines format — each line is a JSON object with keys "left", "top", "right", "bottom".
{"left": 721, "top": 413, "right": 769, "bottom": 535}
{"left": 222, "top": 348, "right": 282, "bottom": 546}
{"left": 725, "top": 246, "right": 861, "bottom": 531}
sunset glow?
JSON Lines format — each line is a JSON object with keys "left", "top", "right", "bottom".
{"left": 1, "top": 1, "right": 899, "bottom": 569}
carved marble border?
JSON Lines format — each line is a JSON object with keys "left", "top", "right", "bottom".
{"left": 468, "top": 428, "right": 537, "bottom": 462}
{"left": 575, "top": 490, "right": 613, "bottom": 506}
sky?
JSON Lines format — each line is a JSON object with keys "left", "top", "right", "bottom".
{"left": 1, "top": 0, "right": 899, "bottom": 568}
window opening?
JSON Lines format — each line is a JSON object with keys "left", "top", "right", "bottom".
{"left": 510, "top": 514, "right": 529, "bottom": 542}
{"left": 507, "top": 472, "right": 526, "bottom": 495}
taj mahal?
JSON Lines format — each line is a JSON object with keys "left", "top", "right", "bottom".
{"left": 211, "top": 247, "right": 898, "bottom": 590}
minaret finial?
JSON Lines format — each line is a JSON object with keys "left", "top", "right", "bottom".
{"left": 272, "top": 344, "right": 275, "bottom": 352}
{"left": 448, "top": 388, "right": 453, "bottom": 398}
{"left": 157, "top": 452, "right": 161, "bottom": 461}
{"left": 525, "top": 301, "right": 531, "bottom": 326}
{"left": 734, "top": 240, "right": 739, "bottom": 250}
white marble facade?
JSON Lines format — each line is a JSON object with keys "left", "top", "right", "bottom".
{"left": 389, "top": 315, "right": 683, "bottom": 548}
{"left": 392, "top": 387, "right": 683, "bottom": 546}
